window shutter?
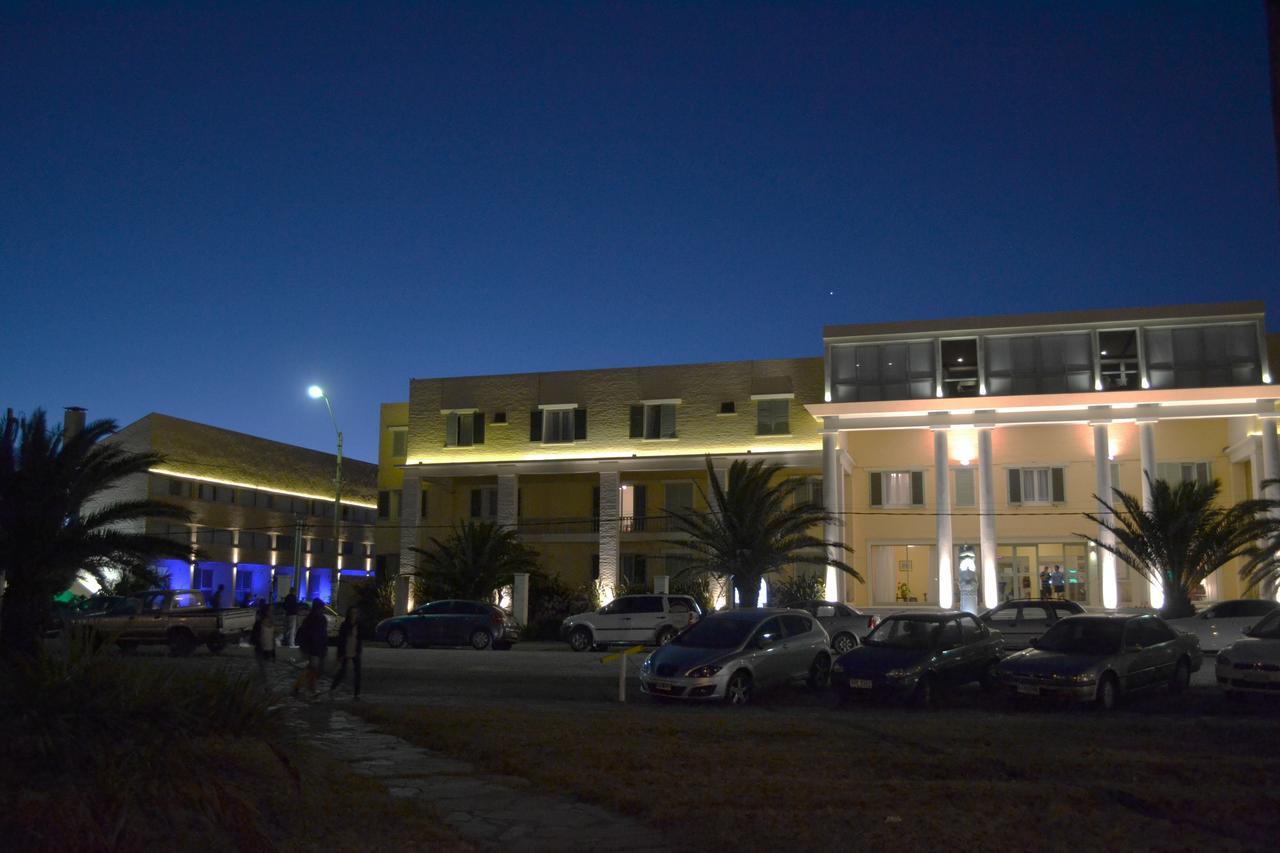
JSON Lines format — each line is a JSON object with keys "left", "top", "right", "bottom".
{"left": 910, "top": 471, "right": 925, "bottom": 505}
{"left": 592, "top": 486, "right": 600, "bottom": 529}
{"left": 635, "top": 554, "right": 647, "bottom": 583}
{"left": 574, "top": 408, "right": 588, "bottom": 440}
{"left": 470, "top": 489, "right": 482, "bottom": 518}
{"left": 660, "top": 404, "right": 676, "bottom": 438}
{"left": 629, "top": 405, "right": 644, "bottom": 438}
{"left": 420, "top": 489, "right": 428, "bottom": 519}
{"left": 870, "top": 472, "right": 882, "bottom": 506}
{"left": 530, "top": 410, "right": 542, "bottom": 442}
{"left": 634, "top": 485, "right": 646, "bottom": 531}
{"left": 591, "top": 554, "right": 600, "bottom": 580}
{"left": 473, "top": 412, "right": 485, "bottom": 445}
{"left": 1008, "top": 469, "right": 1022, "bottom": 504}
{"left": 1051, "top": 467, "right": 1065, "bottom": 503}
{"left": 377, "top": 490, "right": 390, "bottom": 518}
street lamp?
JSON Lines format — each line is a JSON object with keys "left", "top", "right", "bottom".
{"left": 308, "top": 385, "right": 344, "bottom": 606}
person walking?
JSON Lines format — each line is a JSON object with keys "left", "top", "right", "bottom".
{"left": 291, "top": 598, "right": 329, "bottom": 700}
{"left": 283, "top": 591, "right": 300, "bottom": 647}
{"left": 329, "top": 606, "right": 364, "bottom": 701}
{"left": 211, "top": 583, "right": 226, "bottom": 610}
{"left": 250, "top": 602, "right": 276, "bottom": 680}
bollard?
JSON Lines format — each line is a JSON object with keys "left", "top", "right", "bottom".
{"left": 600, "top": 645, "right": 646, "bottom": 703}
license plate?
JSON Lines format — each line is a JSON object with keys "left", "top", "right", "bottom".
{"left": 1017, "top": 684, "right": 1040, "bottom": 696}
{"left": 849, "top": 678, "right": 873, "bottom": 689}
{"left": 650, "top": 681, "right": 676, "bottom": 693}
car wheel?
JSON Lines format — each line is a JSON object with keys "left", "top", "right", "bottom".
{"left": 724, "top": 670, "right": 753, "bottom": 705}
{"left": 807, "top": 654, "right": 832, "bottom": 690}
{"left": 569, "top": 627, "right": 593, "bottom": 652}
{"left": 1168, "top": 657, "right": 1191, "bottom": 695}
{"left": 1095, "top": 673, "right": 1119, "bottom": 711}
{"left": 168, "top": 629, "right": 197, "bottom": 657}
{"left": 470, "top": 629, "right": 493, "bottom": 651}
{"left": 912, "top": 674, "right": 936, "bottom": 710}
{"left": 979, "top": 659, "right": 1000, "bottom": 692}
{"left": 386, "top": 627, "right": 408, "bottom": 649}
{"left": 831, "top": 633, "right": 856, "bottom": 655}
{"left": 655, "top": 626, "right": 677, "bottom": 646}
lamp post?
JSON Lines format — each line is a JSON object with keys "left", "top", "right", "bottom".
{"left": 308, "top": 385, "right": 344, "bottom": 606}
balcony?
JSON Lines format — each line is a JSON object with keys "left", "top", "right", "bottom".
{"left": 514, "top": 514, "right": 689, "bottom": 538}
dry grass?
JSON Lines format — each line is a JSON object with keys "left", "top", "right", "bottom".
{"left": 354, "top": 702, "right": 1280, "bottom": 852}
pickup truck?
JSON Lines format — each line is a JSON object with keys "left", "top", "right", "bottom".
{"left": 80, "top": 589, "right": 256, "bottom": 655}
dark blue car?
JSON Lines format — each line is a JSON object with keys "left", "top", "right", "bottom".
{"left": 375, "top": 599, "right": 521, "bottom": 650}
{"left": 832, "top": 611, "right": 1004, "bottom": 707}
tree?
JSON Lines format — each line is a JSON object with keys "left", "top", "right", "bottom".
{"left": 664, "top": 457, "right": 859, "bottom": 608}
{"left": 0, "top": 409, "right": 193, "bottom": 658}
{"left": 410, "top": 520, "right": 540, "bottom": 603}
{"left": 1082, "top": 476, "right": 1271, "bottom": 619}
{"left": 1239, "top": 478, "right": 1280, "bottom": 596}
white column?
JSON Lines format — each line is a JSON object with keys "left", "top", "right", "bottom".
{"left": 1261, "top": 410, "right": 1280, "bottom": 602}
{"left": 709, "top": 459, "right": 730, "bottom": 608}
{"left": 822, "top": 432, "right": 842, "bottom": 601}
{"left": 1138, "top": 417, "right": 1162, "bottom": 609}
{"left": 933, "top": 428, "right": 954, "bottom": 609}
{"left": 1093, "top": 423, "right": 1118, "bottom": 610}
{"left": 397, "top": 475, "right": 423, "bottom": 614}
{"left": 598, "top": 467, "right": 620, "bottom": 603}
{"left": 977, "top": 426, "right": 998, "bottom": 610}
{"left": 497, "top": 471, "right": 518, "bottom": 531}
{"left": 512, "top": 572, "right": 530, "bottom": 626}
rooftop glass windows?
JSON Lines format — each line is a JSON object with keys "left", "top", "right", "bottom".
{"left": 940, "top": 338, "right": 979, "bottom": 397}
{"left": 830, "top": 341, "right": 934, "bottom": 402}
{"left": 984, "top": 332, "right": 1092, "bottom": 396}
{"left": 1097, "top": 330, "right": 1140, "bottom": 391}
{"left": 1143, "top": 324, "right": 1261, "bottom": 390}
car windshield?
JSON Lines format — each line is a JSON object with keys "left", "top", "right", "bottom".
{"left": 1036, "top": 619, "right": 1124, "bottom": 654}
{"left": 865, "top": 618, "right": 940, "bottom": 649}
{"left": 1248, "top": 611, "right": 1280, "bottom": 640}
{"left": 672, "top": 617, "right": 756, "bottom": 649}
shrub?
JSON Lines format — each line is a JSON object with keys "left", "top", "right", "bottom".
{"left": 670, "top": 574, "right": 715, "bottom": 614}
{"left": 772, "top": 572, "right": 826, "bottom": 605}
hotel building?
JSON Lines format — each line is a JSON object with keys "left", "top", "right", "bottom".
{"left": 378, "top": 302, "right": 1280, "bottom": 615}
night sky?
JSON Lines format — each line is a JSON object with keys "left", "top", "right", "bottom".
{"left": 3, "top": 2, "right": 1278, "bottom": 463}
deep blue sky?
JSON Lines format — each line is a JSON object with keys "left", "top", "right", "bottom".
{"left": 3, "top": 2, "right": 1278, "bottom": 463}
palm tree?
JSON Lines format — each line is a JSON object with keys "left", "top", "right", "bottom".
{"left": 411, "top": 520, "right": 541, "bottom": 603}
{"left": 664, "top": 457, "right": 859, "bottom": 608}
{"left": 0, "top": 409, "right": 194, "bottom": 658}
{"left": 1239, "top": 478, "right": 1280, "bottom": 596}
{"left": 1082, "top": 476, "right": 1271, "bottom": 619}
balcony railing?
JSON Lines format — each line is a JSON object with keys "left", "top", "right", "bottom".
{"left": 514, "top": 514, "right": 688, "bottom": 537}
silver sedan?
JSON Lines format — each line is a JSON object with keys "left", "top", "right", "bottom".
{"left": 639, "top": 608, "right": 832, "bottom": 704}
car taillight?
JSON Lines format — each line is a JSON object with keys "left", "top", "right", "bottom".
{"left": 868, "top": 616, "right": 878, "bottom": 630}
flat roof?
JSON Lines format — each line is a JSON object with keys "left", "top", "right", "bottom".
{"left": 823, "top": 301, "right": 1264, "bottom": 341}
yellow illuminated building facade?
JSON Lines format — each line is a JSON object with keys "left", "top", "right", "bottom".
{"left": 378, "top": 302, "right": 1280, "bottom": 615}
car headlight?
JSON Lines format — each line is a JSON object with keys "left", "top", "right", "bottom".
{"left": 1070, "top": 673, "right": 1097, "bottom": 684}
{"left": 687, "top": 664, "right": 722, "bottom": 678}
{"left": 885, "top": 666, "right": 922, "bottom": 680}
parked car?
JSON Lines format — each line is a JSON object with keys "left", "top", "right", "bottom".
{"left": 562, "top": 594, "right": 702, "bottom": 651}
{"left": 270, "top": 600, "right": 341, "bottom": 643}
{"left": 1166, "top": 599, "right": 1280, "bottom": 653}
{"left": 979, "top": 598, "right": 1086, "bottom": 651}
{"left": 639, "top": 608, "right": 832, "bottom": 704}
{"left": 997, "top": 614, "right": 1200, "bottom": 710}
{"left": 786, "top": 600, "right": 879, "bottom": 653}
{"left": 375, "top": 599, "right": 520, "bottom": 650}
{"left": 832, "top": 611, "right": 1004, "bottom": 707}
{"left": 1215, "top": 609, "right": 1280, "bottom": 696}
{"left": 76, "top": 589, "right": 256, "bottom": 655}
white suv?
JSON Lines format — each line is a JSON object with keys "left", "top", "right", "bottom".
{"left": 562, "top": 594, "right": 702, "bottom": 651}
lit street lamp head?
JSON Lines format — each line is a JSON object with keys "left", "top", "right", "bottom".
{"left": 307, "top": 384, "right": 324, "bottom": 399}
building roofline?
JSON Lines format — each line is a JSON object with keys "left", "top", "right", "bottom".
{"left": 822, "top": 301, "right": 1265, "bottom": 341}
{"left": 408, "top": 354, "right": 822, "bottom": 385}
{"left": 134, "top": 412, "right": 377, "bottom": 470}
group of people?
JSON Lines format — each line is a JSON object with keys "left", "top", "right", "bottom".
{"left": 248, "top": 590, "right": 365, "bottom": 701}
{"left": 1038, "top": 565, "right": 1068, "bottom": 599}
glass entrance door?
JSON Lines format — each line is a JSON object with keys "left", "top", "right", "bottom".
{"left": 996, "top": 546, "right": 1035, "bottom": 604}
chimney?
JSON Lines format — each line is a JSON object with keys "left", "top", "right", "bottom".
{"left": 64, "top": 407, "right": 86, "bottom": 441}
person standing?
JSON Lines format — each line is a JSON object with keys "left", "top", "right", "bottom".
{"left": 329, "top": 606, "right": 364, "bottom": 701}
{"left": 283, "top": 591, "right": 300, "bottom": 647}
{"left": 211, "top": 583, "right": 226, "bottom": 610}
{"left": 292, "top": 598, "right": 329, "bottom": 699}
{"left": 250, "top": 602, "right": 275, "bottom": 680}
{"left": 1039, "top": 567, "right": 1052, "bottom": 599}
{"left": 1051, "top": 565, "right": 1066, "bottom": 599}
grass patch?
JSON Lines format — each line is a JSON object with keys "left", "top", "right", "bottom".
{"left": 352, "top": 702, "right": 1280, "bottom": 852}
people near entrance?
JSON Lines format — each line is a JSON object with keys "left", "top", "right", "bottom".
{"left": 1039, "top": 567, "right": 1053, "bottom": 599}
{"left": 1050, "top": 566, "right": 1066, "bottom": 598}
{"left": 292, "top": 598, "right": 329, "bottom": 700}
{"left": 283, "top": 591, "right": 300, "bottom": 647}
{"left": 250, "top": 602, "right": 275, "bottom": 679}
{"left": 329, "top": 606, "right": 364, "bottom": 701}
{"left": 211, "top": 584, "right": 226, "bottom": 610}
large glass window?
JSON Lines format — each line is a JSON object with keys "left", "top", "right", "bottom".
{"left": 940, "top": 338, "right": 980, "bottom": 397}
{"left": 1156, "top": 461, "right": 1212, "bottom": 488}
{"left": 630, "top": 404, "right": 677, "bottom": 439}
{"left": 1143, "top": 323, "right": 1261, "bottom": 389}
{"left": 870, "top": 471, "right": 924, "bottom": 507}
{"left": 756, "top": 398, "right": 790, "bottom": 435}
{"left": 870, "top": 544, "right": 935, "bottom": 605}
{"left": 1097, "top": 330, "right": 1140, "bottom": 390}
{"left": 445, "top": 413, "right": 484, "bottom": 447}
{"left": 984, "top": 332, "right": 1092, "bottom": 396}
{"left": 829, "top": 341, "right": 935, "bottom": 402}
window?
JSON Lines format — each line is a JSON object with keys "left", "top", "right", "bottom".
{"left": 1144, "top": 323, "right": 1261, "bottom": 389}
{"left": 958, "top": 614, "right": 984, "bottom": 641}
{"left": 168, "top": 478, "right": 188, "bottom": 497}
{"left": 1239, "top": 601, "right": 1279, "bottom": 618}
{"left": 829, "top": 341, "right": 936, "bottom": 401}
{"left": 753, "top": 617, "right": 784, "bottom": 647}
{"left": 630, "top": 403, "right": 677, "bottom": 439}
{"left": 445, "top": 412, "right": 485, "bottom": 447}
{"left": 492, "top": 411, "right": 507, "bottom": 424}
{"left": 1019, "top": 605, "right": 1052, "bottom": 623}
{"left": 620, "top": 484, "right": 647, "bottom": 532}
{"left": 986, "top": 607, "right": 1018, "bottom": 623}
{"left": 470, "top": 486, "right": 498, "bottom": 520}
{"left": 984, "top": 333, "right": 1093, "bottom": 396}
{"left": 937, "top": 620, "right": 962, "bottom": 647}
{"left": 664, "top": 482, "right": 694, "bottom": 515}
{"left": 870, "top": 471, "right": 924, "bottom": 507}
{"left": 755, "top": 398, "right": 790, "bottom": 435}
{"left": 1138, "top": 618, "right": 1176, "bottom": 646}
{"left": 1007, "top": 467, "right": 1065, "bottom": 504}
{"left": 1098, "top": 330, "right": 1140, "bottom": 390}
{"left": 390, "top": 427, "right": 408, "bottom": 457}
{"left": 719, "top": 401, "right": 736, "bottom": 415}
{"left": 940, "top": 338, "right": 980, "bottom": 397}
{"left": 953, "top": 468, "right": 976, "bottom": 507}
{"left": 533, "top": 407, "right": 586, "bottom": 443}
{"left": 192, "top": 567, "right": 214, "bottom": 592}
{"left": 236, "top": 489, "right": 257, "bottom": 508}
{"left": 420, "top": 489, "right": 428, "bottom": 519}
{"left": 621, "top": 555, "right": 648, "bottom": 586}
{"left": 1156, "top": 462, "right": 1212, "bottom": 488}
{"left": 780, "top": 614, "right": 813, "bottom": 636}
{"left": 275, "top": 534, "right": 294, "bottom": 552}
{"left": 377, "top": 490, "right": 390, "bottom": 519}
